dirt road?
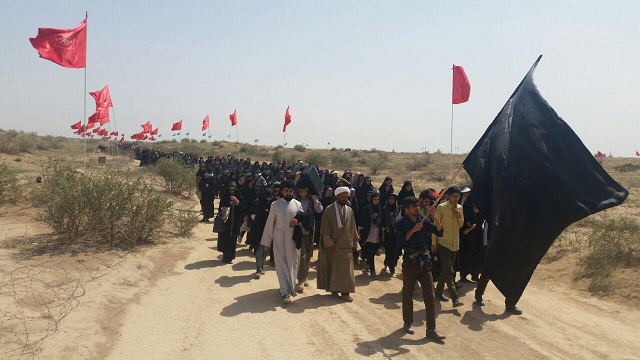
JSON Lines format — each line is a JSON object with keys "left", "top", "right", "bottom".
{"left": 40, "top": 222, "right": 635, "bottom": 360}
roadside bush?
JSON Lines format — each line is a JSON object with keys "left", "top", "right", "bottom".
{"left": 305, "top": 151, "right": 328, "bottom": 167}
{"left": 294, "top": 144, "right": 306, "bottom": 152}
{"left": 170, "top": 207, "right": 201, "bottom": 237}
{"left": 149, "top": 158, "right": 195, "bottom": 196}
{"left": 38, "top": 167, "right": 173, "bottom": 245}
{"left": 0, "top": 164, "right": 20, "bottom": 205}
{"left": 576, "top": 217, "right": 640, "bottom": 293}
{"left": 0, "top": 130, "right": 38, "bottom": 154}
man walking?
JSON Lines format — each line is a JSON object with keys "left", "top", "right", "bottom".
{"left": 261, "top": 180, "right": 303, "bottom": 304}
{"left": 294, "top": 184, "right": 323, "bottom": 292}
{"left": 317, "top": 186, "right": 359, "bottom": 302}
{"left": 396, "top": 196, "right": 446, "bottom": 340}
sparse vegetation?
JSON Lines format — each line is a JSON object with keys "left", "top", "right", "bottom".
{"left": 0, "top": 164, "right": 20, "bottom": 204}
{"left": 614, "top": 163, "right": 640, "bottom": 172}
{"left": 0, "top": 129, "right": 65, "bottom": 154}
{"left": 305, "top": 151, "right": 328, "bottom": 166}
{"left": 293, "top": 144, "right": 306, "bottom": 152}
{"left": 369, "top": 152, "right": 389, "bottom": 175}
{"left": 331, "top": 152, "right": 352, "bottom": 169}
{"left": 170, "top": 207, "right": 201, "bottom": 237}
{"left": 37, "top": 167, "right": 173, "bottom": 245}
{"left": 575, "top": 217, "right": 640, "bottom": 293}
{"left": 407, "top": 154, "right": 432, "bottom": 171}
{"left": 148, "top": 158, "right": 196, "bottom": 197}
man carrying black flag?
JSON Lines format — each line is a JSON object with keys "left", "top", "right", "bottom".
{"left": 464, "top": 55, "right": 628, "bottom": 314}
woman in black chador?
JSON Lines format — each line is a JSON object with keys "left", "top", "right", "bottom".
{"left": 217, "top": 181, "right": 245, "bottom": 264}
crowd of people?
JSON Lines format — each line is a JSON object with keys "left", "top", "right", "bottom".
{"left": 193, "top": 153, "right": 521, "bottom": 340}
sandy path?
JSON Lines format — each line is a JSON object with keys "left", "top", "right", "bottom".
{"left": 96, "top": 222, "right": 640, "bottom": 360}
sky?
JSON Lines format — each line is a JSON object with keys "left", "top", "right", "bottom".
{"left": 0, "top": 1, "right": 638, "bottom": 156}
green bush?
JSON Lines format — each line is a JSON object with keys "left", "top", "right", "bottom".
{"left": 305, "top": 151, "right": 328, "bottom": 167}
{"left": 576, "top": 217, "right": 640, "bottom": 293}
{"left": 0, "top": 130, "right": 38, "bottom": 154}
{"left": 149, "top": 158, "right": 196, "bottom": 196}
{"left": 0, "top": 164, "right": 20, "bottom": 205}
{"left": 407, "top": 154, "right": 432, "bottom": 171}
{"left": 369, "top": 152, "right": 389, "bottom": 175}
{"left": 171, "top": 207, "right": 201, "bottom": 237}
{"left": 614, "top": 163, "right": 640, "bottom": 172}
{"left": 293, "top": 144, "right": 306, "bottom": 152}
{"left": 37, "top": 167, "right": 173, "bottom": 245}
{"left": 331, "top": 152, "right": 352, "bottom": 169}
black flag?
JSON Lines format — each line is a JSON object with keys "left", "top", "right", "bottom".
{"left": 463, "top": 55, "right": 628, "bottom": 304}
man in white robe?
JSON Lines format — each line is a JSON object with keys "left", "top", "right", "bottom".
{"left": 261, "top": 180, "right": 303, "bottom": 304}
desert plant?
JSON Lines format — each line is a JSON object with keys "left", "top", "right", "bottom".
{"left": 331, "top": 152, "right": 352, "bottom": 169}
{"left": 614, "top": 163, "right": 640, "bottom": 172}
{"left": 170, "top": 207, "right": 201, "bottom": 237}
{"left": 369, "top": 152, "right": 389, "bottom": 175}
{"left": 407, "top": 154, "right": 433, "bottom": 171}
{"left": 149, "top": 158, "right": 196, "bottom": 196}
{"left": 293, "top": 144, "right": 306, "bottom": 152}
{"left": 305, "top": 151, "right": 328, "bottom": 167}
{"left": 38, "top": 167, "right": 173, "bottom": 245}
{"left": 0, "top": 164, "right": 20, "bottom": 205}
{"left": 575, "top": 217, "right": 640, "bottom": 293}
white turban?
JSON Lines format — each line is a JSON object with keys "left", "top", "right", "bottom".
{"left": 335, "top": 186, "right": 350, "bottom": 196}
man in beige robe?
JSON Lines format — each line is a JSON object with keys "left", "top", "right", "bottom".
{"left": 317, "top": 186, "right": 359, "bottom": 302}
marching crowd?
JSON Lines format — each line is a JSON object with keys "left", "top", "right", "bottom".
{"left": 194, "top": 153, "right": 522, "bottom": 340}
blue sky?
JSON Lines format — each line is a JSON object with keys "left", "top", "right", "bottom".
{"left": 1, "top": 1, "right": 638, "bottom": 155}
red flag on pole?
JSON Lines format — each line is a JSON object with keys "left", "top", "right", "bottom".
{"left": 141, "top": 121, "right": 152, "bottom": 133}
{"left": 452, "top": 65, "right": 471, "bottom": 104}
{"left": 636, "top": 151, "right": 639, "bottom": 157}
{"left": 70, "top": 121, "right": 82, "bottom": 130}
{"left": 171, "top": 120, "right": 182, "bottom": 131}
{"left": 29, "top": 18, "right": 87, "bottom": 68}
{"left": 151, "top": 127, "right": 158, "bottom": 135}
{"left": 86, "top": 122, "right": 96, "bottom": 130}
{"left": 202, "top": 115, "right": 209, "bottom": 131}
{"left": 283, "top": 106, "right": 292, "bottom": 132}
{"left": 596, "top": 151, "right": 604, "bottom": 157}
{"left": 119, "top": 134, "right": 125, "bottom": 144}
{"left": 88, "top": 108, "right": 109, "bottom": 125}
{"left": 229, "top": 109, "right": 237, "bottom": 126}
{"left": 89, "top": 85, "right": 113, "bottom": 110}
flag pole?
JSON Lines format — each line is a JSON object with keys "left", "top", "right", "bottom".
{"left": 236, "top": 124, "right": 240, "bottom": 159}
{"left": 420, "top": 163, "right": 464, "bottom": 225}
{"left": 111, "top": 106, "right": 120, "bottom": 169}
{"left": 82, "top": 11, "right": 88, "bottom": 173}
{"left": 450, "top": 103, "right": 454, "bottom": 175}
{"left": 280, "top": 131, "right": 286, "bottom": 163}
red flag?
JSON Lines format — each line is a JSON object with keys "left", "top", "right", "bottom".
{"left": 110, "top": 131, "right": 118, "bottom": 137}
{"left": 202, "top": 115, "right": 209, "bottom": 131}
{"left": 151, "top": 127, "right": 158, "bottom": 135}
{"left": 86, "top": 122, "right": 96, "bottom": 130}
{"left": 283, "top": 106, "right": 292, "bottom": 132}
{"left": 29, "top": 18, "right": 87, "bottom": 68}
{"left": 596, "top": 151, "right": 603, "bottom": 157}
{"left": 119, "top": 134, "right": 125, "bottom": 144}
{"left": 636, "top": 151, "right": 639, "bottom": 157}
{"left": 171, "top": 120, "right": 182, "bottom": 131}
{"left": 229, "top": 109, "right": 237, "bottom": 126}
{"left": 452, "top": 65, "right": 471, "bottom": 104}
{"left": 70, "top": 121, "right": 82, "bottom": 130}
{"left": 88, "top": 108, "right": 109, "bottom": 124}
{"left": 150, "top": 136, "right": 156, "bottom": 141}
{"left": 89, "top": 85, "right": 113, "bottom": 110}
{"left": 141, "top": 121, "right": 152, "bottom": 133}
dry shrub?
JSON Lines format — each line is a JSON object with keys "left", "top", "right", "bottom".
{"left": 149, "top": 158, "right": 196, "bottom": 196}
{"left": 407, "top": 154, "right": 432, "bottom": 171}
{"left": 305, "top": 151, "right": 328, "bottom": 167}
{"left": 0, "top": 164, "right": 21, "bottom": 204}
{"left": 614, "top": 163, "right": 640, "bottom": 173}
{"left": 37, "top": 167, "right": 173, "bottom": 246}
{"left": 575, "top": 217, "right": 640, "bottom": 293}
{"left": 331, "top": 152, "right": 352, "bottom": 169}
{"left": 369, "top": 152, "right": 389, "bottom": 175}
{"left": 170, "top": 207, "right": 201, "bottom": 237}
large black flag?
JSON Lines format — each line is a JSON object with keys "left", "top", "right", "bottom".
{"left": 463, "top": 56, "right": 628, "bottom": 304}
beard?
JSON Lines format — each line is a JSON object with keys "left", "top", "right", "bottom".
{"left": 337, "top": 197, "right": 348, "bottom": 206}
{"left": 283, "top": 194, "right": 293, "bottom": 202}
